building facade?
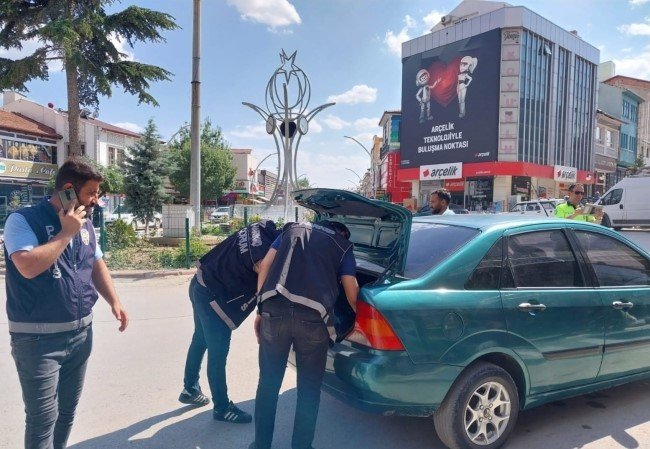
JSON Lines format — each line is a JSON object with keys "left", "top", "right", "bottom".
{"left": 598, "top": 83, "right": 644, "bottom": 183}
{"left": 0, "top": 110, "right": 61, "bottom": 223}
{"left": 594, "top": 110, "right": 624, "bottom": 192}
{"left": 604, "top": 75, "right": 650, "bottom": 167}
{"left": 397, "top": 0, "right": 599, "bottom": 211}
{"left": 378, "top": 111, "right": 412, "bottom": 204}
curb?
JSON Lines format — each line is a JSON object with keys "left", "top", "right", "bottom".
{"left": 0, "top": 268, "right": 196, "bottom": 280}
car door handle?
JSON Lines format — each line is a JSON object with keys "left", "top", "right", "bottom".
{"left": 612, "top": 301, "right": 634, "bottom": 310}
{"left": 518, "top": 302, "right": 547, "bottom": 312}
{"left": 620, "top": 204, "right": 624, "bottom": 209}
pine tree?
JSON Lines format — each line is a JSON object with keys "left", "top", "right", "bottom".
{"left": 123, "top": 119, "right": 168, "bottom": 234}
{"left": 0, "top": 1, "right": 178, "bottom": 156}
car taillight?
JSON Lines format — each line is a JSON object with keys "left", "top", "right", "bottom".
{"left": 345, "top": 301, "right": 405, "bottom": 351}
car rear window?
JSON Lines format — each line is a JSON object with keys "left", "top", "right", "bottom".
{"left": 405, "top": 223, "right": 480, "bottom": 279}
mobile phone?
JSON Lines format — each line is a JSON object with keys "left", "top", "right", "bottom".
{"left": 59, "top": 188, "right": 78, "bottom": 211}
{"left": 582, "top": 203, "right": 603, "bottom": 215}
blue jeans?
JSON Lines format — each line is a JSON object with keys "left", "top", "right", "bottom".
{"left": 254, "top": 297, "right": 329, "bottom": 449}
{"left": 10, "top": 325, "right": 93, "bottom": 449}
{"left": 183, "top": 276, "right": 233, "bottom": 410}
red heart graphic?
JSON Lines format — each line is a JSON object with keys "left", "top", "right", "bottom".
{"left": 427, "top": 57, "right": 462, "bottom": 107}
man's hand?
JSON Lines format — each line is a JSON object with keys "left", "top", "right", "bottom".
{"left": 59, "top": 202, "right": 86, "bottom": 238}
{"left": 254, "top": 314, "right": 261, "bottom": 344}
{"left": 111, "top": 302, "right": 129, "bottom": 332}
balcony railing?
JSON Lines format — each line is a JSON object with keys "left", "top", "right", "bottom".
{"left": 594, "top": 142, "right": 618, "bottom": 159}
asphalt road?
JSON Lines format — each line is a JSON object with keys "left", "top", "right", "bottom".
{"left": 1, "top": 230, "right": 650, "bottom": 449}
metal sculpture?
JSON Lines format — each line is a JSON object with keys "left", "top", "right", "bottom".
{"left": 243, "top": 50, "right": 334, "bottom": 220}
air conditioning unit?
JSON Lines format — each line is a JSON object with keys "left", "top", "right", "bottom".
{"left": 441, "top": 15, "right": 450, "bottom": 25}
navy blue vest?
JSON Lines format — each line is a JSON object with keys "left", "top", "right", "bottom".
{"left": 197, "top": 220, "right": 279, "bottom": 329}
{"left": 5, "top": 199, "right": 99, "bottom": 334}
{"left": 259, "top": 221, "right": 353, "bottom": 318}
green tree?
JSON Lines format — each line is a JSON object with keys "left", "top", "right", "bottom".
{"left": 629, "top": 153, "right": 647, "bottom": 175}
{"left": 168, "top": 119, "right": 237, "bottom": 202}
{"left": 297, "top": 176, "right": 311, "bottom": 189}
{"left": 123, "top": 119, "right": 168, "bottom": 233}
{"left": 0, "top": 1, "right": 178, "bottom": 156}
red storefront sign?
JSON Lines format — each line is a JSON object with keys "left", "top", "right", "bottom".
{"left": 444, "top": 179, "right": 465, "bottom": 192}
{"left": 398, "top": 162, "right": 595, "bottom": 184}
{"left": 386, "top": 152, "right": 412, "bottom": 202}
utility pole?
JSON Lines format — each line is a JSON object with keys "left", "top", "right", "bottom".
{"left": 190, "top": 0, "right": 202, "bottom": 233}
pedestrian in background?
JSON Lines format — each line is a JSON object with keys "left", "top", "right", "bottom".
{"left": 249, "top": 220, "right": 359, "bottom": 449}
{"left": 179, "top": 219, "right": 280, "bottom": 424}
{"left": 4, "top": 157, "right": 129, "bottom": 449}
{"left": 429, "top": 189, "right": 455, "bottom": 215}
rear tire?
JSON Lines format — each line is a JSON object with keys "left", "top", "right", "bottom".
{"left": 434, "top": 362, "right": 519, "bottom": 449}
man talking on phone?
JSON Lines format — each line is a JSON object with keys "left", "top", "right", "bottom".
{"left": 3, "top": 157, "right": 129, "bottom": 449}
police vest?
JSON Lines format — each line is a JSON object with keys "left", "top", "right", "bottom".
{"left": 5, "top": 199, "right": 99, "bottom": 334}
{"left": 197, "top": 220, "right": 279, "bottom": 330}
{"left": 258, "top": 222, "right": 353, "bottom": 319}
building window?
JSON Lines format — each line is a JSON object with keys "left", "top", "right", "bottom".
{"left": 108, "top": 146, "right": 125, "bottom": 166}
{"left": 595, "top": 127, "right": 600, "bottom": 142}
{"left": 606, "top": 130, "right": 612, "bottom": 147}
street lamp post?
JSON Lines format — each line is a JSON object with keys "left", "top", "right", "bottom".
{"left": 344, "top": 135, "right": 375, "bottom": 198}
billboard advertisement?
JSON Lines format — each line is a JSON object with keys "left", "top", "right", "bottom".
{"left": 400, "top": 29, "right": 501, "bottom": 168}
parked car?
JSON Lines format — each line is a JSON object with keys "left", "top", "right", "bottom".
{"left": 415, "top": 203, "right": 469, "bottom": 215}
{"left": 292, "top": 188, "right": 650, "bottom": 449}
{"left": 597, "top": 175, "right": 650, "bottom": 230}
{"left": 104, "top": 204, "right": 162, "bottom": 230}
{"left": 507, "top": 199, "right": 564, "bottom": 216}
{"left": 210, "top": 206, "right": 231, "bottom": 223}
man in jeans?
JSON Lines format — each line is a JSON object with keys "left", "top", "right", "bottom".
{"left": 180, "top": 220, "right": 280, "bottom": 423}
{"left": 250, "top": 220, "right": 359, "bottom": 449}
{"left": 4, "top": 158, "right": 129, "bottom": 449}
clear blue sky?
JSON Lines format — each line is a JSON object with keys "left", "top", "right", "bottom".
{"left": 3, "top": 0, "right": 649, "bottom": 188}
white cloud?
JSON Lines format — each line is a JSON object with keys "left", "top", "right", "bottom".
{"left": 228, "top": 122, "right": 268, "bottom": 139}
{"left": 348, "top": 133, "right": 376, "bottom": 145}
{"left": 297, "top": 151, "right": 370, "bottom": 189}
{"left": 422, "top": 10, "right": 444, "bottom": 31}
{"left": 353, "top": 117, "right": 379, "bottom": 133}
{"left": 613, "top": 50, "right": 650, "bottom": 80}
{"left": 618, "top": 19, "right": 650, "bottom": 36}
{"left": 109, "top": 33, "right": 135, "bottom": 61}
{"left": 327, "top": 85, "right": 377, "bottom": 104}
{"left": 112, "top": 122, "right": 144, "bottom": 134}
{"left": 309, "top": 119, "right": 323, "bottom": 133}
{"left": 622, "top": 47, "right": 633, "bottom": 52}
{"left": 384, "top": 14, "right": 425, "bottom": 56}
{"left": 227, "top": 0, "right": 301, "bottom": 31}
{"left": 630, "top": 0, "right": 650, "bottom": 5}
{"left": 322, "top": 114, "right": 350, "bottom": 130}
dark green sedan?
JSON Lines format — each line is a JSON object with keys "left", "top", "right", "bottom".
{"left": 293, "top": 189, "right": 650, "bottom": 449}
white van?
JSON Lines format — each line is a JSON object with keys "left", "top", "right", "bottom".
{"left": 598, "top": 175, "right": 650, "bottom": 230}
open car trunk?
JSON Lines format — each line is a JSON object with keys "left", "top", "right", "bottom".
{"left": 292, "top": 188, "right": 412, "bottom": 342}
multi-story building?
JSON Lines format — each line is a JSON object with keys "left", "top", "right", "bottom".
{"left": 378, "top": 111, "right": 412, "bottom": 203}
{"left": 397, "top": 0, "right": 599, "bottom": 211}
{"left": 598, "top": 83, "right": 644, "bottom": 183}
{"left": 257, "top": 169, "right": 278, "bottom": 202}
{"left": 603, "top": 74, "right": 650, "bottom": 167}
{"left": 594, "top": 109, "right": 624, "bottom": 192}
{"left": 1, "top": 91, "right": 141, "bottom": 216}
{"left": 2, "top": 92, "right": 140, "bottom": 167}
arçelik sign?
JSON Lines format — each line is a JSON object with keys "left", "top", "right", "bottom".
{"left": 553, "top": 165, "right": 577, "bottom": 183}
{"left": 420, "top": 162, "right": 463, "bottom": 181}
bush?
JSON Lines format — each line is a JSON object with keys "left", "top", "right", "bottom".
{"left": 107, "top": 219, "right": 137, "bottom": 250}
{"left": 156, "top": 234, "right": 210, "bottom": 268}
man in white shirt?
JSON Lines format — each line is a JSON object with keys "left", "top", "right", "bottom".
{"left": 429, "top": 189, "right": 456, "bottom": 215}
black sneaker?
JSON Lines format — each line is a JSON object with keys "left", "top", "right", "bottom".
{"left": 178, "top": 389, "right": 210, "bottom": 406}
{"left": 213, "top": 401, "right": 252, "bottom": 424}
